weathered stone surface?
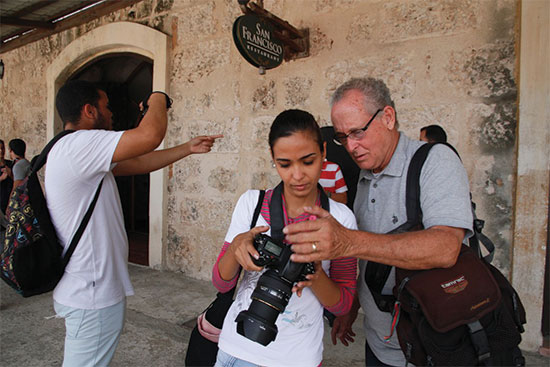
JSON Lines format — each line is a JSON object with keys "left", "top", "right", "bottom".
{"left": 284, "top": 76, "right": 313, "bottom": 108}
{"left": 474, "top": 101, "right": 516, "bottom": 151}
{"left": 314, "top": 0, "right": 358, "bottom": 13}
{"left": 172, "top": 38, "right": 231, "bottom": 84}
{"left": 347, "top": 0, "right": 479, "bottom": 43}
{"left": 398, "top": 104, "right": 459, "bottom": 144}
{"left": 155, "top": 0, "right": 174, "bottom": 13}
{"left": 208, "top": 167, "right": 239, "bottom": 194}
{"left": 241, "top": 115, "right": 273, "bottom": 151}
{"left": 308, "top": 26, "right": 334, "bottom": 57}
{"left": 323, "top": 55, "right": 414, "bottom": 104}
{"left": 447, "top": 40, "right": 516, "bottom": 99}
{"left": 176, "top": 2, "right": 216, "bottom": 38}
{"left": 0, "top": 0, "right": 528, "bottom": 321}
{"left": 252, "top": 80, "right": 277, "bottom": 112}
{"left": 179, "top": 197, "right": 235, "bottom": 232}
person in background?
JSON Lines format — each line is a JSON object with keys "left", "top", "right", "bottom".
{"left": 7, "top": 138, "right": 31, "bottom": 198}
{"left": 419, "top": 124, "right": 447, "bottom": 143}
{"left": 0, "top": 139, "right": 13, "bottom": 230}
{"left": 319, "top": 159, "right": 348, "bottom": 204}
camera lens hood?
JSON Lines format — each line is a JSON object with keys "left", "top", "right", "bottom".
{"left": 235, "top": 310, "right": 278, "bottom": 346}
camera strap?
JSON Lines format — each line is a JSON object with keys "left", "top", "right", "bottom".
{"left": 269, "top": 182, "right": 330, "bottom": 243}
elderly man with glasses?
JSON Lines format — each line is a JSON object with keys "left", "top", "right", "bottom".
{"left": 284, "top": 77, "right": 473, "bottom": 366}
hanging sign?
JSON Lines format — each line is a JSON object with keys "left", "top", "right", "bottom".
{"left": 232, "top": 14, "right": 284, "bottom": 70}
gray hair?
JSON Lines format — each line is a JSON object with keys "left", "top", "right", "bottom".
{"left": 330, "top": 77, "right": 398, "bottom": 124}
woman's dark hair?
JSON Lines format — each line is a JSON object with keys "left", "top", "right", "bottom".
{"left": 268, "top": 109, "right": 323, "bottom": 154}
{"left": 55, "top": 80, "right": 102, "bottom": 125}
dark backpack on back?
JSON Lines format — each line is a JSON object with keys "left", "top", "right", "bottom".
{"left": 0, "top": 130, "right": 102, "bottom": 297}
{"left": 365, "top": 142, "right": 526, "bottom": 366}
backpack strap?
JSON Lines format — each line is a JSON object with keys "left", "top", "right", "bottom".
{"left": 31, "top": 130, "right": 75, "bottom": 173}
{"left": 365, "top": 142, "right": 458, "bottom": 312}
{"left": 207, "top": 188, "right": 267, "bottom": 310}
{"left": 62, "top": 179, "right": 104, "bottom": 267}
{"left": 250, "top": 190, "right": 265, "bottom": 229}
{"left": 269, "top": 182, "right": 329, "bottom": 241}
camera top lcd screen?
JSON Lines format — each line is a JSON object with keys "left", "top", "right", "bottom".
{"left": 264, "top": 240, "right": 283, "bottom": 256}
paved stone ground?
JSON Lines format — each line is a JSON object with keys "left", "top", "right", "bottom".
{"left": 1, "top": 264, "right": 547, "bottom": 366}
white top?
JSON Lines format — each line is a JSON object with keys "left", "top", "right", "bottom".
{"left": 218, "top": 190, "right": 357, "bottom": 367}
{"left": 45, "top": 129, "right": 134, "bottom": 309}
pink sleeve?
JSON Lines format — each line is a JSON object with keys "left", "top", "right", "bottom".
{"left": 211, "top": 241, "right": 240, "bottom": 293}
{"left": 324, "top": 257, "right": 357, "bottom": 315}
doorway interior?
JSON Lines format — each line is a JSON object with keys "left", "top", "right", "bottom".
{"left": 70, "top": 53, "right": 153, "bottom": 266}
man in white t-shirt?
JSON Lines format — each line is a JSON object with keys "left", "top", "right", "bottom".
{"left": 48, "top": 80, "right": 221, "bottom": 367}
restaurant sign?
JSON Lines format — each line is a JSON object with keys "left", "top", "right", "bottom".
{"left": 232, "top": 14, "right": 284, "bottom": 70}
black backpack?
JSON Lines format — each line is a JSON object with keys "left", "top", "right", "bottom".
{"left": 365, "top": 142, "right": 526, "bottom": 366}
{"left": 0, "top": 130, "right": 102, "bottom": 297}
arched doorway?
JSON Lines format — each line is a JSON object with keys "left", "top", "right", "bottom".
{"left": 46, "top": 22, "right": 170, "bottom": 268}
{"left": 69, "top": 53, "right": 153, "bottom": 265}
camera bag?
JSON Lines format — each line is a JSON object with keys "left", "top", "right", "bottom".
{"left": 0, "top": 130, "right": 103, "bottom": 297}
{"left": 365, "top": 142, "right": 526, "bottom": 366}
{"left": 185, "top": 190, "right": 265, "bottom": 367}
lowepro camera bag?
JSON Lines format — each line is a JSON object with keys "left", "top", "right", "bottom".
{"left": 0, "top": 130, "right": 102, "bottom": 297}
{"left": 366, "top": 142, "right": 526, "bottom": 366}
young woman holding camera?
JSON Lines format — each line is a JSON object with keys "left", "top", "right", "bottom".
{"left": 212, "top": 109, "right": 358, "bottom": 367}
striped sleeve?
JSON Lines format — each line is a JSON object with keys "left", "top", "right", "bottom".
{"left": 333, "top": 166, "right": 348, "bottom": 193}
{"left": 324, "top": 256, "right": 357, "bottom": 315}
{"left": 211, "top": 241, "right": 240, "bottom": 293}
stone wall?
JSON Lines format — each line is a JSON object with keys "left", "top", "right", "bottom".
{"left": 0, "top": 0, "right": 518, "bottom": 279}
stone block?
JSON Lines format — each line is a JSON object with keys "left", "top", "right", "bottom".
{"left": 252, "top": 80, "right": 277, "bottom": 112}
{"left": 176, "top": 2, "right": 216, "bottom": 38}
{"left": 398, "top": 104, "right": 459, "bottom": 143}
{"left": 208, "top": 167, "right": 239, "bottom": 194}
{"left": 180, "top": 197, "right": 235, "bottom": 232}
{"left": 323, "top": 55, "right": 414, "bottom": 104}
{"left": 308, "top": 26, "right": 334, "bottom": 57}
{"left": 172, "top": 38, "right": 231, "bottom": 84}
{"left": 170, "top": 157, "right": 202, "bottom": 194}
{"left": 447, "top": 40, "right": 516, "bottom": 99}
{"left": 155, "top": 0, "right": 174, "bottom": 13}
{"left": 314, "top": 0, "right": 358, "bottom": 14}
{"left": 242, "top": 115, "right": 273, "bottom": 151}
{"left": 473, "top": 101, "right": 516, "bottom": 151}
{"left": 284, "top": 76, "right": 313, "bottom": 108}
{"left": 200, "top": 118, "right": 240, "bottom": 153}
{"left": 346, "top": 0, "right": 479, "bottom": 43}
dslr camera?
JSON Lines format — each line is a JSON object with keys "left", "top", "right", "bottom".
{"left": 235, "top": 233, "right": 315, "bottom": 346}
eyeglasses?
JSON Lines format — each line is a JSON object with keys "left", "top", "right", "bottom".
{"left": 333, "top": 108, "right": 383, "bottom": 146}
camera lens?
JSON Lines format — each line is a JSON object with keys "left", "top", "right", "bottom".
{"left": 235, "top": 270, "right": 293, "bottom": 346}
{"left": 236, "top": 233, "right": 315, "bottom": 346}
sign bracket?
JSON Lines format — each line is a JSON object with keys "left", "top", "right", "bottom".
{"left": 238, "top": 0, "right": 310, "bottom": 62}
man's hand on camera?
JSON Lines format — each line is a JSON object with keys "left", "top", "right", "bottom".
{"left": 331, "top": 309, "right": 358, "bottom": 346}
{"left": 230, "top": 225, "right": 269, "bottom": 272}
{"left": 292, "top": 261, "right": 322, "bottom": 297}
{"left": 286, "top": 206, "right": 353, "bottom": 262}
{"left": 187, "top": 134, "right": 223, "bottom": 154}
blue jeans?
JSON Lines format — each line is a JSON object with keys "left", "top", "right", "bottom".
{"left": 215, "top": 349, "right": 261, "bottom": 367}
{"left": 54, "top": 299, "right": 126, "bottom": 367}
